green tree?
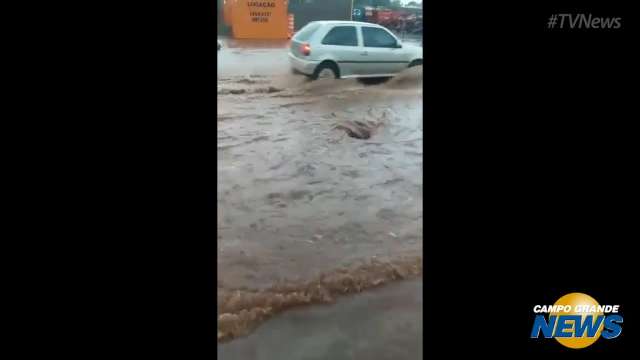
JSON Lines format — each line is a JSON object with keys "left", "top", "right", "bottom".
{"left": 354, "top": 0, "right": 392, "bottom": 7}
{"left": 389, "top": 0, "right": 403, "bottom": 9}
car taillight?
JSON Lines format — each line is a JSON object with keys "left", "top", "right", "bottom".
{"left": 300, "top": 43, "right": 311, "bottom": 56}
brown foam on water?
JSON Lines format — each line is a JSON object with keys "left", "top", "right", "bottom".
{"left": 217, "top": 255, "right": 422, "bottom": 343}
{"left": 218, "top": 86, "right": 283, "bottom": 96}
{"left": 301, "top": 77, "right": 363, "bottom": 95}
{"left": 384, "top": 67, "right": 423, "bottom": 89}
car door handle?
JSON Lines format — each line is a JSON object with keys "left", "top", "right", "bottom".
{"left": 360, "top": 51, "right": 368, "bottom": 56}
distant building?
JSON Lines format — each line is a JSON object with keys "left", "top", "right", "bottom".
{"left": 288, "top": 0, "right": 352, "bottom": 31}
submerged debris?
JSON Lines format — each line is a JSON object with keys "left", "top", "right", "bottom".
{"left": 332, "top": 120, "right": 384, "bottom": 140}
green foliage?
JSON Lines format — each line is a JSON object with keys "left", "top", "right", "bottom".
{"left": 354, "top": 0, "right": 406, "bottom": 10}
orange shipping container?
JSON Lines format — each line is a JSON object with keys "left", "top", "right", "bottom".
{"left": 223, "top": 0, "right": 233, "bottom": 26}
{"left": 231, "top": 0, "right": 288, "bottom": 39}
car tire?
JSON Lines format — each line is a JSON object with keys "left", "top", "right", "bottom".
{"left": 408, "top": 60, "right": 422, "bottom": 68}
{"left": 311, "top": 62, "right": 339, "bottom": 80}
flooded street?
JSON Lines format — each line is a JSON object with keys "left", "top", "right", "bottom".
{"left": 217, "top": 43, "right": 423, "bottom": 353}
{"left": 219, "top": 279, "right": 422, "bottom": 360}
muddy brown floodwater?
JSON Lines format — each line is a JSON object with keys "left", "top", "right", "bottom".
{"left": 217, "top": 67, "right": 423, "bottom": 343}
{"left": 219, "top": 279, "right": 423, "bottom": 360}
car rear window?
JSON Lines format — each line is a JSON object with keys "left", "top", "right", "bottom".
{"left": 362, "top": 27, "right": 397, "bottom": 48}
{"left": 321, "top": 26, "right": 358, "bottom": 46}
{"left": 294, "top": 22, "right": 322, "bottom": 42}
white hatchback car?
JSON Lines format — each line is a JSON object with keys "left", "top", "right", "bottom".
{"left": 289, "top": 21, "right": 422, "bottom": 80}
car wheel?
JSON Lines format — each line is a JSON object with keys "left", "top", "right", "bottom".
{"left": 312, "top": 62, "right": 339, "bottom": 80}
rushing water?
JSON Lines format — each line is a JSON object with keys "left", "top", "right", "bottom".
{"left": 218, "top": 48, "right": 423, "bottom": 345}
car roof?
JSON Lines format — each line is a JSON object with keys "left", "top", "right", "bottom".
{"left": 312, "top": 20, "right": 384, "bottom": 27}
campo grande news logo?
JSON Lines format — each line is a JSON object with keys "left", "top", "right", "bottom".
{"left": 530, "top": 293, "right": 623, "bottom": 349}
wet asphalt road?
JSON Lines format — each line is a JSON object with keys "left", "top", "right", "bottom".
{"left": 218, "top": 279, "right": 422, "bottom": 360}
{"left": 218, "top": 47, "right": 291, "bottom": 77}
